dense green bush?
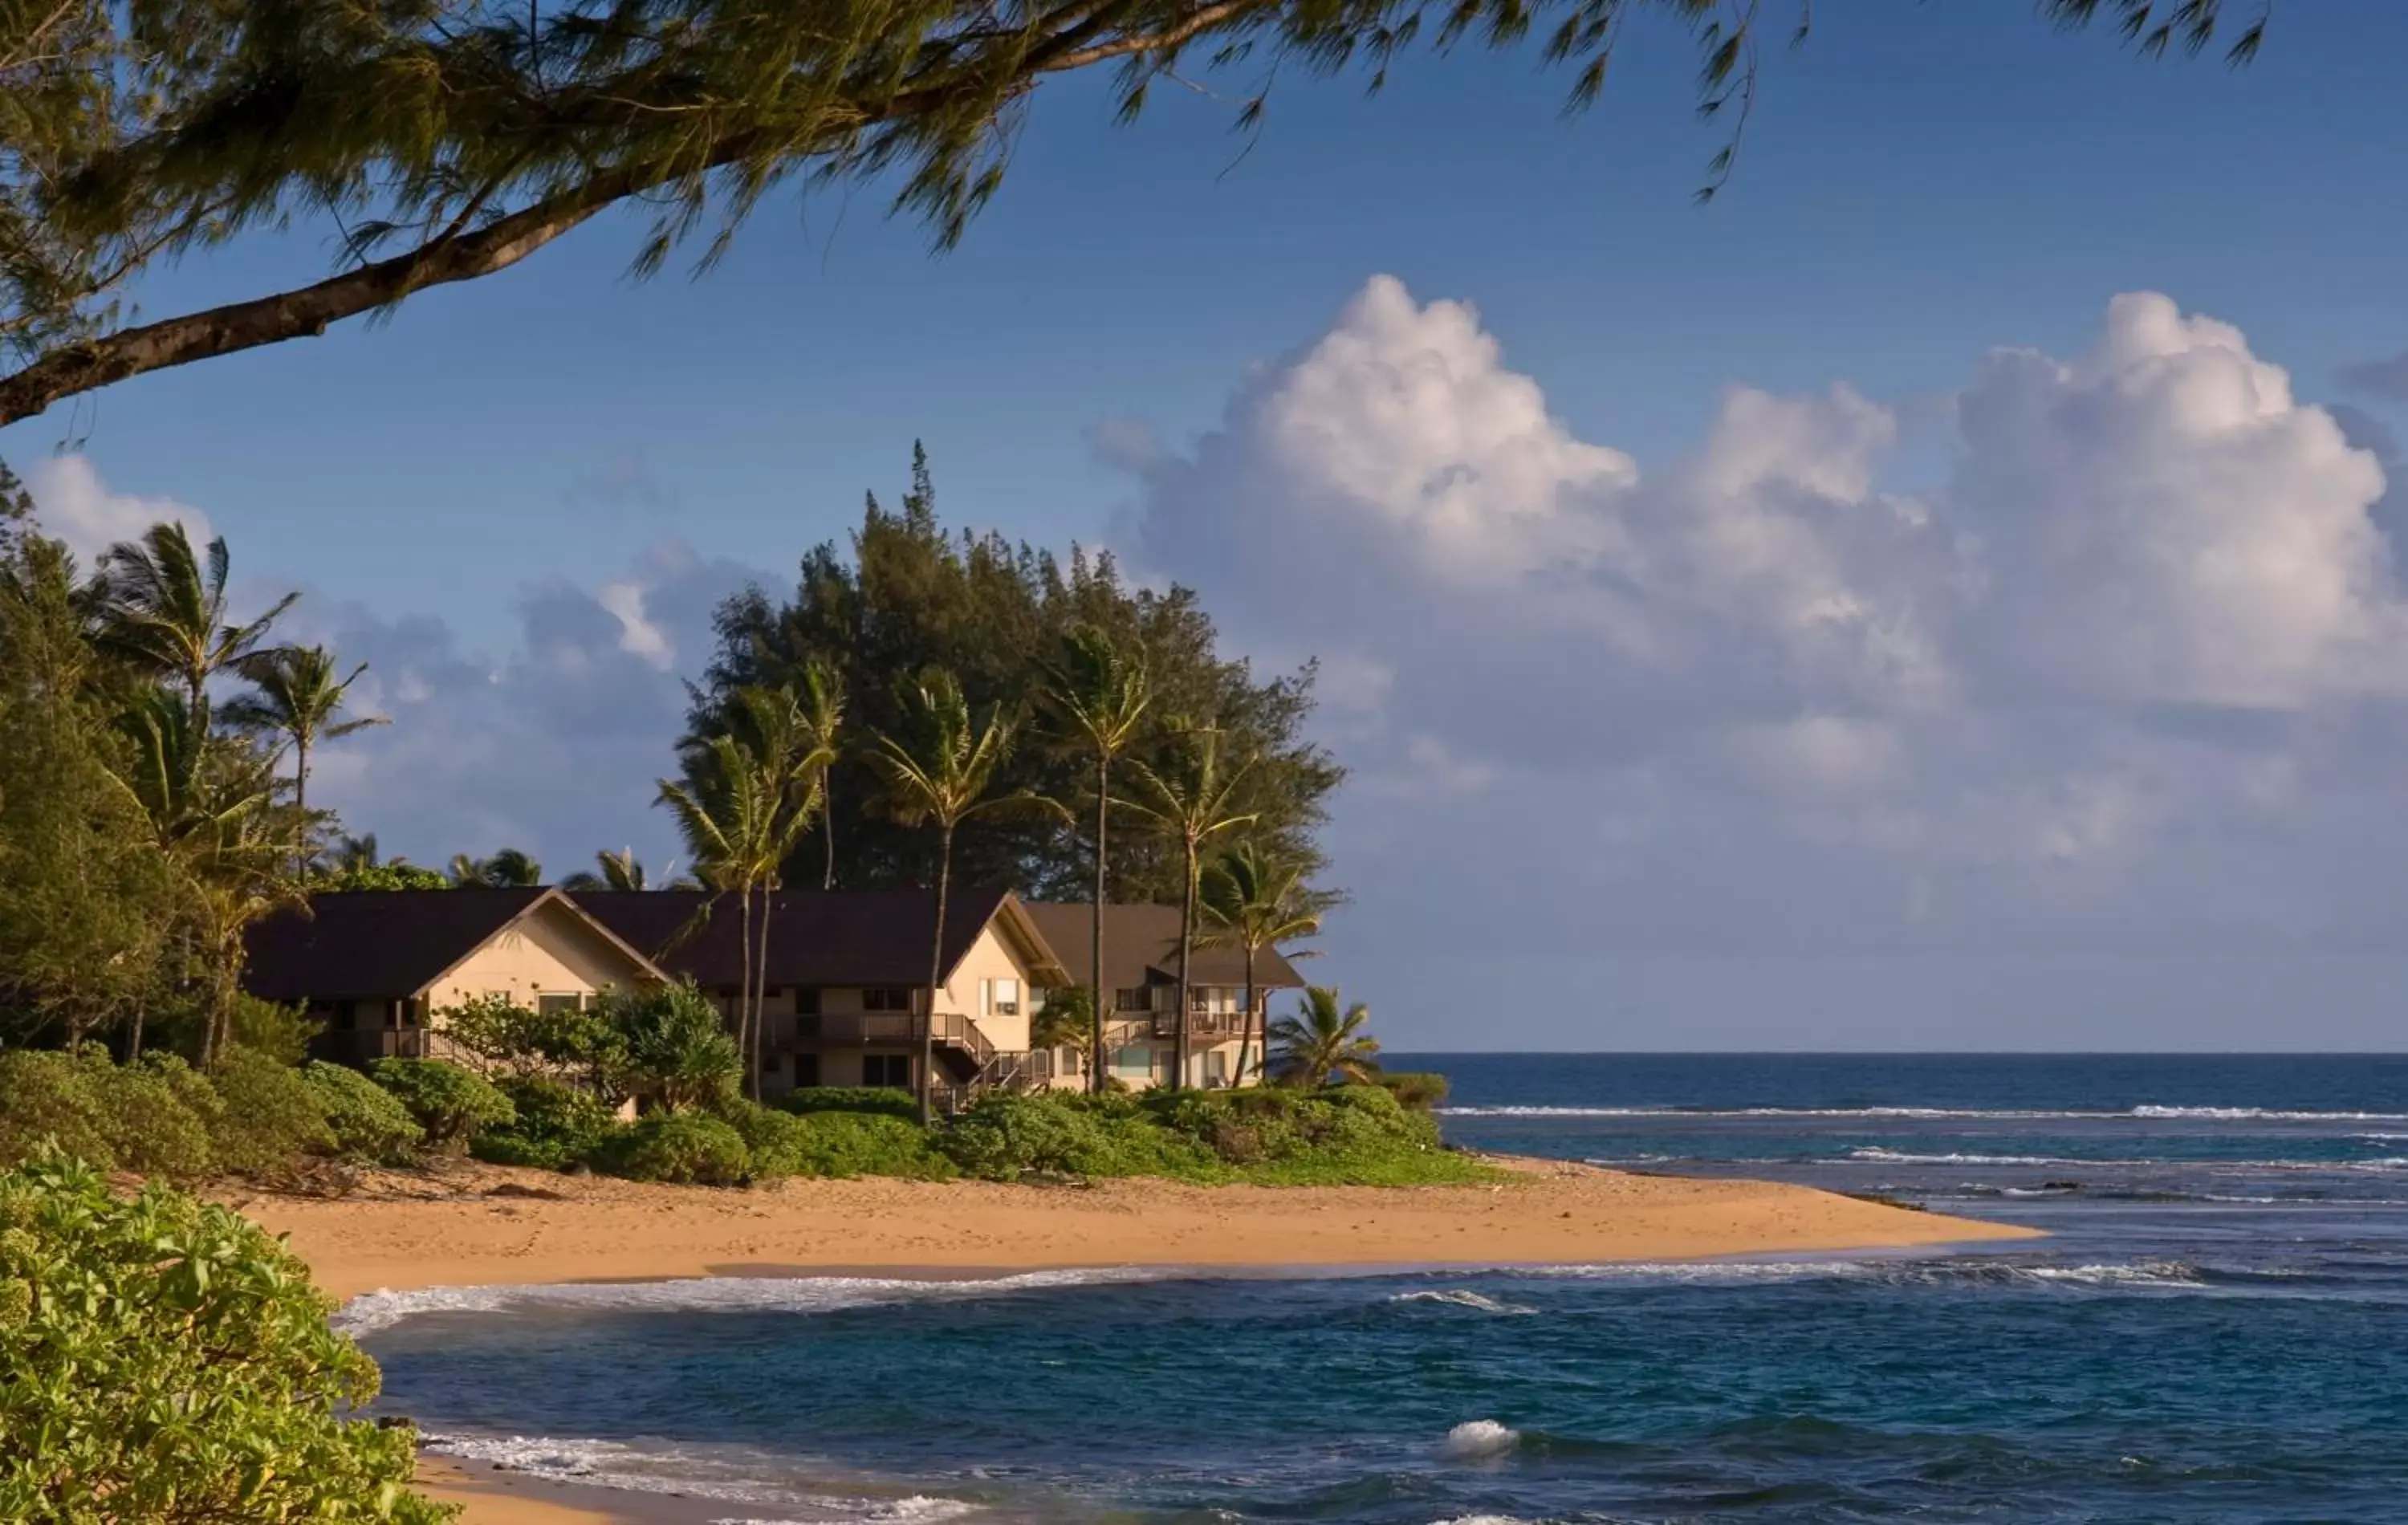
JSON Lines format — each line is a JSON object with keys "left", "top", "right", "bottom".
{"left": 774, "top": 1086, "right": 925, "bottom": 1123}
{"left": 228, "top": 993, "right": 325, "bottom": 1067}
{"left": 0, "top": 1050, "right": 117, "bottom": 1169}
{"left": 82, "top": 1050, "right": 217, "bottom": 1181}
{"left": 206, "top": 1047, "right": 339, "bottom": 1171}
{"left": 0, "top": 1150, "right": 456, "bottom": 1523}
{"left": 602, "top": 982, "right": 741, "bottom": 1112}
{"left": 302, "top": 1062, "right": 425, "bottom": 1162}
{"left": 1378, "top": 1071, "right": 1450, "bottom": 1112}
{"left": 943, "top": 1092, "right": 1224, "bottom": 1182}
{"left": 721, "top": 1099, "right": 954, "bottom": 1180}
{"left": 368, "top": 1058, "right": 517, "bottom": 1149}
{"left": 473, "top": 1076, "right": 625, "bottom": 1170}
{"left": 596, "top": 1112, "right": 750, "bottom": 1185}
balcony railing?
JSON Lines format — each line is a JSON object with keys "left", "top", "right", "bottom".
{"left": 791, "top": 1011, "right": 991, "bottom": 1060}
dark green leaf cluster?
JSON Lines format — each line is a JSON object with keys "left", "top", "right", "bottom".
{"left": 0, "top": 1045, "right": 338, "bottom": 1181}
{"left": 367, "top": 1057, "right": 518, "bottom": 1150}
{"left": 303, "top": 1060, "right": 428, "bottom": 1162}
{"left": 593, "top": 1112, "right": 751, "bottom": 1185}
{"left": 472, "top": 1076, "right": 625, "bottom": 1170}
{"left": 689, "top": 446, "right": 1344, "bottom": 901}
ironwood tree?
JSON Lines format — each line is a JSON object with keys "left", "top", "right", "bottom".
{"left": 0, "top": 0, "right": 2264, "bottom": 427}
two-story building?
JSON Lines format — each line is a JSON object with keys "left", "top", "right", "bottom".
{"left": 1023, "top": 901, "right": 1308, "bottom": 1090}
{"left": 576, "top": 887, "right": 1069, "bottom": 1100}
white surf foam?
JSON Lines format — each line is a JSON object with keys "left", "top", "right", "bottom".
{"left": 1389, "top": 1288, "right": 1540, "bottom": 1316}
{"left": 340, "top": 1267, "right": 1173, "bottom": 1336}
{"left": 1439, "top": 1420, "right": 1519, "bottom": 1459}
{"left": 430, "top": 1434, "right": 983, "bottom": 1521}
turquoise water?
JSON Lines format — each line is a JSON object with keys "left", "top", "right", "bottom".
{"left": 360, "top": 1055, "right": 2408, "bottom": 1523}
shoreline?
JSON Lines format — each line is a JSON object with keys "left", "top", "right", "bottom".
{"left": 235, "top": 1156, "right": 2041, "bottom": 1525}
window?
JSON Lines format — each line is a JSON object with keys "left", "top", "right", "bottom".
{"left": 1111, "top": 1045, "right": 1153, "bottom": 1080}
{"left": 864, "top": 1054, "right": 912, "bottom": 1088}
{"left": 794, "top": 1053, "right": 822, "bottom": 1088}
{"left": 795, "top": 987, "right": 823, "bottom": 1017}
{"left": 863, "top": 987, "right": 915, "bottom": 1012}
{"left": 536, "top": 993, "right": 585, "bottom": 1015}
{"left": 1113, "top": 987, "right": 1153, "bottom": 1013}
{"left": 983, "top": 978, "right": 1021, "bottom": 1016}
{"left": 1204, "top": 1050, "right": 1229, "bottom": 1086}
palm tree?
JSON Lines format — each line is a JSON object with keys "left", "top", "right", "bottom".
{"left": 657, "top": 734, "right": 779, "bottom": 1093}
{"left": 797, "top": 660, "right": 845, "bottom": 890}
{"left": 1121, "top": 722, "right": 1257, "bottom": 1091}
{"left": 1201, "top": 843, "right": 1340, "bottom": 1088}
{"left": 718, "top": 681, "right": 835, "bottom": 1099}
{"left": 334, "top": 832, "right": 381, "bottom": 871}
{"left": 1268, "top": 987, "right": 1381, "bottom": 1088}
{"left": 222, "top": 644, "right": 387, "bottom": 870}
{"left": 561, "top": 847, "right": 686, "bottom": 892}
{"left": 115, "top": 688, "right": 304, "bottom": 1067}
{"left": 449, "top": 848, "right": 543, "bottom": 887}
{"left": 1036, "top": 624, "right": 1150, "bottom": 1093}
{"left": 96, "top": 523, "right": 298, "bottom": 720}
{"left": 866, "top": 667, "right": 1044, "bottom": 1124}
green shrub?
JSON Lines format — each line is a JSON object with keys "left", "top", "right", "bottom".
{"left": 774, "top": 1086, "right": 925, "bottom": 1123}
{"left": 229, "top": 993, "right": 324, "bottom": 1067}
{"left": 75, "top": 1049, "right": 217, "bottom": 1181}
{"left": 206, "top": 1047, "right": 338, "bottom": 1171}
{"left": 600, "top": 982, "right": 740, "bottom": 1112}
{"left": 0, "top": 1149, "right": 457, "bottom": 1523}
{"left": 302, "top": 1063, "right": 425, "bottom": 1162}
{"left": 1378, "top": 1072, "right": 1450, "bottom": 1111}
{"left": 596, "top": 1112, "right": 750, "bottom": 1185}
{"left": 473, "top": 1076, "right": 624, "bottom": 1171}
{"left": 0, "top": 1050, "right": 114, "bottom": 1169}
{"left": 721, "top": 1100, "right": 954, "bottom": 1180}
{"left": 942, "top": 1092, "right": 1224, "bottom": 1182}
{"left": 368, "top": 1058, "right": 515, "bottom": 1150}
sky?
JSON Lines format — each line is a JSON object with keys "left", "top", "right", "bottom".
{"left": 10, "top": 2, "right": 2408, "bottom": 1051}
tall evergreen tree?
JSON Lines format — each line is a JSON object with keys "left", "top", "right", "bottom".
{"left": 688, "top": 446, "right": 1341, "bottom": 904}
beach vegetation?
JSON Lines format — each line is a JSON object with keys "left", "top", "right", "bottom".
{"left": 714, "top": 1097, "right": 958, "bottom": 1181}
{"left": 368, "top": 1058, "right": 516, "bottom": 1151}
{"left": 0, "top": 1150, "right": 456, "bottom": 1523}
{"left": 865, "top": 663, "right": 1051, "bottom": 1122}
{"left": 208, "top": 1047, "right": 343, "bottom": 1169}
{"left": 303, "top": 1061, "right": 426, "bottom": 1163}
{"left": 603, "top": 981, "right": 743, "bottom": 1113}
{"left": 1377, "top": 1072, "right": 1451, "bottom": 1112}
{"left": 1269, "top": 987, "right": 1383, "bottom": 1088}
{"left": 474, "top": 1076, "right": 627, "bottom": 1171}
{"left": 1119, "top": 722, "right": 1259, "bottom": 1090}
{"left": 598, "top": 1112, "right": 752, "bottom": 1186}
{"left": 1035, "top": 623, "right": 1153, "bottom": 1088}
{"left": 775, "top": 1086, "right": 929, "bottom": 1123}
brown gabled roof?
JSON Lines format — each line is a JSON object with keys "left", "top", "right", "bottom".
{"left": 242, "top": 888, "right": 626, "bottom": 1003}
{"left": 1021, "top": 902, "right": 1307, "bottom": 994}
{"left": 575, "top": 887, "right": 1065, "bottom": 990}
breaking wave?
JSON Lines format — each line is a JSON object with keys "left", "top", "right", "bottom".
{"left": 1389, "top": 1289, "right": 1540, "bottom": 1316}
{"left": 426, "top": 1434, "right": 982, "bottom": 1520}
{"left": 1440, "top": 1421, "right": 1520, "bottom": 1459}
{"left": 339, "top": 1267, "right": 1174, "bottom": 1336}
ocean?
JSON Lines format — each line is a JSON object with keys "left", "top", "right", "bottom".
{"left": 358, "top": 1054, "right": 2408, "bottom": 1523}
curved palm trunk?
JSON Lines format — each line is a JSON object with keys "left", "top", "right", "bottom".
{"left": 1089, "top": 750, "right": 1108, "bottom": 1094}
{"left": 921, "top": 825, "right": 954, "bottom": 1126}
{"left": 1231, "top": 943, "right": 1259, "bottom": 1089}
{"left": 1173, "top": 840, "right": 1197, "bottom": 1092}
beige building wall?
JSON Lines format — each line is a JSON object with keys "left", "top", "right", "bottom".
{"left": 422, "top": 902, "right": 654, "bottom": 1023}
{"left": 944, "top": 923, "right": 1038, "bottom": 1051}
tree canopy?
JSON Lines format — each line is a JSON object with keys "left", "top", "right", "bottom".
{"left": 0, "top": 0, "right": 2263, "bottom": 426}
{"left": 686, "top": 445, "right": 1343, "bottom": 901}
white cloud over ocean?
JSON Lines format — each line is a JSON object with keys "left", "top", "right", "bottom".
{"left": 1121, "top": 278, "right": 2408, "bottom": 967}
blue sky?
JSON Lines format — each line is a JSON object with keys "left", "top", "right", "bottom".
{"left": 12, "top": 2, "right": 2408, "bottom": 1049}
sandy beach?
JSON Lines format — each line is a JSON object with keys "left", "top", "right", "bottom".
{"left": 239, "top": 1157, "right": 2038, "bottom": 1523}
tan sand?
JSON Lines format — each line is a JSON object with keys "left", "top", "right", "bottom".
{"left": 231, "top": 1155, "right": 2040, "bottom": 1302}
